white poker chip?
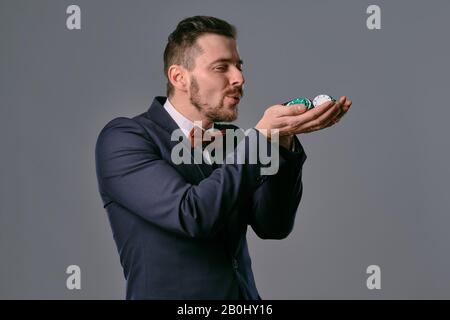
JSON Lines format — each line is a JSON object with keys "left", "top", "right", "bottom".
{"left": 312, "top": 94, "right": 335, "bottom": 107}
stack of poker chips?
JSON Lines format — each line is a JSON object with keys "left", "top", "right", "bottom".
{"left": 282, "top": 94, "right": 336, "bottom": 110}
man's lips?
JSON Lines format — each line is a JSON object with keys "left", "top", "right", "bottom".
{"left": 226, "top": 95, "right": 241, "bottom": 102}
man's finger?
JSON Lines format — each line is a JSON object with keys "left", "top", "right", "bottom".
{"left": 324, "top": 99, "right": 352, "bottom": 128}
{"left": 294, "top": 99, "right": 344, "bottom": 132}
{"left": 334, "top": 98, "right": 352, "bottom": 120}
{"left": 303, "top": 98, "right": 344, "bottom": 125}
{"left": 277, "top": 104, "right": 308, "bottom": 117}
{"left": 287, "top": 100, "right": 337, "bottom": 126}
{"left": 279, "top": 105, "right": 332, "bottom": 134}
{"left": 345, "top": 99, "right": 352, "bottom": 110}
{"left": 284, "top": 96, "right": 352, "bottom": 133}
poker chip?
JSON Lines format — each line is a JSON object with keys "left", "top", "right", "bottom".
{"left": 312, "top": 94, "right": 336, "bottom": 107}
{"left": 283, "top": 97, "right": 313, "bottom": 109}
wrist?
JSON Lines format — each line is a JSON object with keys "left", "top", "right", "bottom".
{"left": 279, "top": 135, "right": 294, "bottom": 150}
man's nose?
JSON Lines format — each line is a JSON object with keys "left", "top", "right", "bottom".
{"left": 230, "top": 66, "right": 245, "bottom": 87}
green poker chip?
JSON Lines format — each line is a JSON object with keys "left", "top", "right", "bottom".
{"left": 283, "top": 97, "right": 313, "bottom": 109}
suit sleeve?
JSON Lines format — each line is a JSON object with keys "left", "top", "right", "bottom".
{"left": 249, "top": 136, "right": 307, "bottom": 239}
{"left": 95, "top": 117, "right": 270, "bottom": 239}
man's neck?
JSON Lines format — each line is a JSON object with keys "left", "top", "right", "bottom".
{"left": 168, "top": 94, "right": 213, "bottom": 130}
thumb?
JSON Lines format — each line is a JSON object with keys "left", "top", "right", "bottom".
{"left": 296, "top": 104, "right": 308, "bottom": 114}
{"left": 278, "top": 104, "right": 308, "bottom": 117}
{"left": 290, "top": 104, "right": 308, "bottom": 115}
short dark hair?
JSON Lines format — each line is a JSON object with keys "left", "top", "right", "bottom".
{"left": 163, "top": 16, "right": 237, "bottom": 98}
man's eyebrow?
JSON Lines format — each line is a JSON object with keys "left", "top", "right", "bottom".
{"left": 209, "top": 58, "right": 244, "bottom": 66}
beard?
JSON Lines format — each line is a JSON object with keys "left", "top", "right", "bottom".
{"left": 189, "top": 76, "right": 242, "bottom": 123}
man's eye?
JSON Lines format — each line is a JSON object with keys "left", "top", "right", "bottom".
{"left": 215, "top": 66, "right": 227, "bottom": 71}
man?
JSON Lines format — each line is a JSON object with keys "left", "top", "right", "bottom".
{"left": 95, "top": 16, "right": 352, "bottom": 300}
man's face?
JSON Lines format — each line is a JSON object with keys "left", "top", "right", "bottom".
{"left": 186, "top": 33, "right": 245, "bottom": 122}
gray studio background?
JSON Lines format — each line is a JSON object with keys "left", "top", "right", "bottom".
{"left": 1, "top": 0, "right": 449, "bottom": 299}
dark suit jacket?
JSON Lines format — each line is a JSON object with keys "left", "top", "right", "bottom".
{"left": 95, "top": 96, "right": 307, "bottom": 299}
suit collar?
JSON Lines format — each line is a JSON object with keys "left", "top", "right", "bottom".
{"left": 146, "top": 96, "right": 181, "bottom": 134}
{"left": 145, "top": 96, "right": 227, "bottom": 179}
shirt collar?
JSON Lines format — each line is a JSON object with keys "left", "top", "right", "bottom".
{"left": 163, "top": 97, "right": 214, "bottom": 138}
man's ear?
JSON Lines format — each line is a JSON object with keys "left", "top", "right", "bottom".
{"left": 168, "top": 65, "right": 188, "bottom": 93}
